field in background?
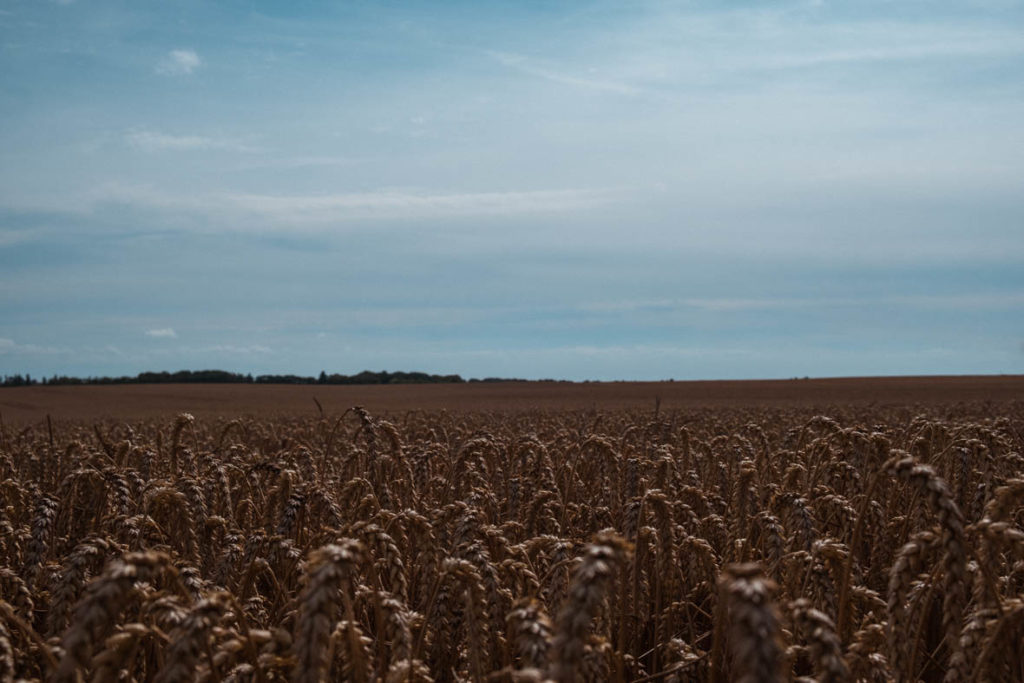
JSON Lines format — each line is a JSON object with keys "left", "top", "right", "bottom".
{"left": 1, "top": 374, "right": 1022, "bottom": 422}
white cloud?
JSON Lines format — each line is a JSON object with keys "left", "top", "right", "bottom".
{"left": 233, "top": 156, "right": 358, "bottom": 170}
{"left": 575, "top": 294, "right": 1024, "bottom": 317}
{"left": 145, "top": 328, "right": 177, "bottom": 338}
{"left": 205, "top": 344, "right": 272, "bottom": 354}
{"left": 62, "top": 183, "right": 617, "bottom": 227}
{"left": 148, "top": 343, "right": 272, "bottom": 354}
{"left": 125, "top": 129, "right": 255, "bottom": 153}
{"left": 222, "top": 187, "right": 614, "bottom": 222}
{"left": 488, "top": 51, "right": 640, "bottom": 95}
{"left": 156, "top": 49, "right": 201, "bottom": 76}
{"left": 0, "top": 338, "right": 68, "bottom": 354}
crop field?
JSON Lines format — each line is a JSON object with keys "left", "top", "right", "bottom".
{"left": 1, "top": 379, "right": 1024, "bottom": 681}
{"left": 2, "top": 374, "right": 1022, "bottom": 422}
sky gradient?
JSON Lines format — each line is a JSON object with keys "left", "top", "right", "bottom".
{"left": 1, "top": 0, "right": 1023, "bottom": 381}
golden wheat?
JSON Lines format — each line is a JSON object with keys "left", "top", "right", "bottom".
{"left": 0, "top": 402, "right": 1022, "bottom": 681}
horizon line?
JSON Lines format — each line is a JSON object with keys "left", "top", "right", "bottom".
{"left": 3, "top": 368, "right": 1023, "bottom": 387}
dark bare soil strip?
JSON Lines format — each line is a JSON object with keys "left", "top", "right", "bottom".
{"left": 1, "top": 374, "right": 1021, "bottom": 422}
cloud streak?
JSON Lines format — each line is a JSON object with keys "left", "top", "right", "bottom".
{"left": 156, "top": 49, "right": 201, "bottom": 76}
{"left": 222, "top": 187, "right": 615, "bottom": 222}
{"left": 487, "top": 51, "right": 641, "bottom": 95}
{"left": 125, "top": 129, "right": 256, "bottom": 153}
{"left": 23, "top": 183, "right": 618, "bottom": 228}
{"left": 205, "top": 344, "right": 271, "bottom": 354}
{"left": 0, "top": 338, "right": 69, "bottom": 355}
{"left": 581, "top": 294, "right": 1024, "bottom": 314}
{"left": 145, "top": 328, "right": 177, "bottom": 338}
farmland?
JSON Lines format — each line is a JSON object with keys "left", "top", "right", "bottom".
{"left": 1, "top": 376, "right": 1023, "bottom": 681}
{"left": 1, "top": 374, "right": 1021, "bottom": 422}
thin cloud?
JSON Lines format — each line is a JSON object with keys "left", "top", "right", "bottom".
{"left": 205, "top": 344, "right": 272, "bottom": 354}
{"left": 156, "top": 49, "right": 201, "bottom": 76}
{"left": 145, "top": 328, "right": 177, "bottom": 338}
{"left": 0, "top": 338, "right": 68, "bottom": 354}
{"left": 223, "top": 187, "right": 615, "bottom": 222}
{"left": 64, "top": 183, "right": 618, "bottom": 227}
{"left": 667, "top": 11, "right": 1024, "bottom": 84}
{"left": 580, "top": 294, "right": 1024, "bottom": 315}
{"left": 487, "top": 51, "right": 641, "bottom": 95}
{"left": 760, "top": 41, "right": 1024, "bottom": 71}
{"left": 132, "top": 343, "right": 272, "bottom": 356}
{"left": 125, "top": 129, "right": 256, "bottom": 153}
{"left": 232, "top": 155, "right": 359, "bottom": 170}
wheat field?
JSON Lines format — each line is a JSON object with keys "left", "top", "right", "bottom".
{"left": 2, "top": 401, "right": 1023, "bottom": 681}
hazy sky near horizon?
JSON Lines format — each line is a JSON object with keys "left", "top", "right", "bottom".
{"left": 1, "top": 0, "right": 1023, "bottom": 381}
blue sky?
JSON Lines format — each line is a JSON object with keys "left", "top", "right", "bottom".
{"left": 1, "top": 0, "right": 1022, "bottom": 381}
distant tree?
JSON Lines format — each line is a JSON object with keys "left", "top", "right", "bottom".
{"left": 3, "top": 368, "right": 474, "bottom": 388}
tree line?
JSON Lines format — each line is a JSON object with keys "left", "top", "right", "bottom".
{"left": 0, "top": 369, "right": 510, "bottom": 387}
